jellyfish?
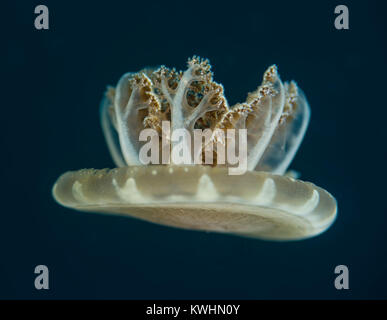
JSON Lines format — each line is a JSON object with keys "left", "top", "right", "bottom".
{"left": 53, "top": 57, "right": 337, "bottom": 240}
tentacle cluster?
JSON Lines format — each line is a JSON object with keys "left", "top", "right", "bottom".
{"left": 101, "top": 56, "right": 310, "bottom": 175}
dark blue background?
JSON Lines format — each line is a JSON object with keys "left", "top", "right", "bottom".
{"left": 1, "top": 0, "right": 386, "bottom": 299}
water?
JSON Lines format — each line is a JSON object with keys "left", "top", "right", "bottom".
{"left": 1, "top": 0, "right": 386, "bottom": 299}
